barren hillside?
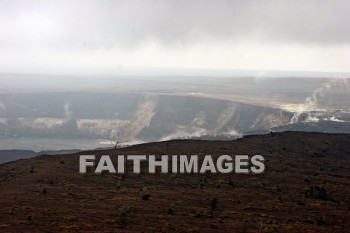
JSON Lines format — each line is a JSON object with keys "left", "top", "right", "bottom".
{"left": 0, "top": 132, "right": 349, "bottom": 232}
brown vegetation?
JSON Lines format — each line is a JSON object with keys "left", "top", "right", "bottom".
{"left": 0, "top": 132, "right": 349, "bottom": 232}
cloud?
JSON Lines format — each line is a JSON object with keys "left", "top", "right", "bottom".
{"left": 2, "top": 0, "right": 349, "bottom": 47}
{"left": 1, "top": 0, "right": 350, "bottom": 73}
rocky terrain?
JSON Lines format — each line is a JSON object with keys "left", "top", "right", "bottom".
{"left": 0, "top": 131, "right": 349, "bottom": 232}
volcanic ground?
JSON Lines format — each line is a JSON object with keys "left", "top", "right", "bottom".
{"left": 0, "top": 131, "right": 349, "bottom": 232}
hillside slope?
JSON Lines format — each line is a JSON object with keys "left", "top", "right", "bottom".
{"left": 0, "top": 132, "right": 349, "bottom": 232}
{"left": 0, "top": 150, "right": 38, "bottom": 164}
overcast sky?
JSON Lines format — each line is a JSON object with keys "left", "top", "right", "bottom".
{"left": 0, "top": 0, "right": 350, "bottom": 75}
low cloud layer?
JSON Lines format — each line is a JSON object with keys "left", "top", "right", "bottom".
{"left": 1, "top": 0, "right": 350, "bottom": 74}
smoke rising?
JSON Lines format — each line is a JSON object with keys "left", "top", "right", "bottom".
{"left": 290, "top": 78, "right": 350, "bottom": 123}
{"left": 63, "top": 102, "right": 72, "bottom": 120}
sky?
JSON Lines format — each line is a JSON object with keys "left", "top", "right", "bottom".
{"left": 0, "top": 0, "right": 350, "bottom": 75}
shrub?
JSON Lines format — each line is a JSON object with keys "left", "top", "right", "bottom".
{"left": 167, "top": 206, "right": 175, "bottom": 215}
{"left": 304, "top": 186, "right": 329, "bottom": 200}
{"left": 119, "top": 206, "right": 132, "bottom": 225}
{"left": 142, "top": 194, "right": 151, "bottom": 200}
{"left": 210, "top": 197, "right": 218, "bottom": 210}
{"left": 29, "top": 165, "right": 35, "bottom": 173}
{"left": 41, "top": 188, "right": 47, "bottom": 194}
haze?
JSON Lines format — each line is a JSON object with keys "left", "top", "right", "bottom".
{"left": 1, "top": 0, "right": 350, "bottom": 75}
{"left": 0, "top": 1, "right": 350, "bottom": 162}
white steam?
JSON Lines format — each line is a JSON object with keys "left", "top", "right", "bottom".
{"left": 304, "top": 115, "right": 319, "bottom": 123}
{"left": 123, "top": 95, "right": 158, "bottom": 141}
{"left": 290, "top": 78, "right": 349, "bottom": 123}
{"left": 63, "top": 102, "right": 72, "bottom": 119}
{"left": 322, "top": 116, "right": 345, "bottom": 122}
{"left": 213, "top": 103, "right": 236, "bottom": 134}
{"left": 17, "top": 117, "right": 65, "bottom": 129}
{"left": 0, "top": 118, "right": 8, "bottom": 125}
{"left": 222, "top": 128, "right": 243, "bottom": 138}
{"left": 160, "top": 127, "right": 208, "bottom": 141}
{"left": 0, "top": 101, "right": 7, "bottom": 114}
{"left": 77, "top": 119, "right": 130, "bottom": 136}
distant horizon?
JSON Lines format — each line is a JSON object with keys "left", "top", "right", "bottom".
{"left": 1, "top": 68, "right": 350, "bottom": 79}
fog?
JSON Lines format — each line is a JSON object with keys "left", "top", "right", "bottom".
{"left": 1, "top": 1, "right": 350, "bottom": 154}
{"left": 1, "top": 0, "right": 350, "bottom": 74}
